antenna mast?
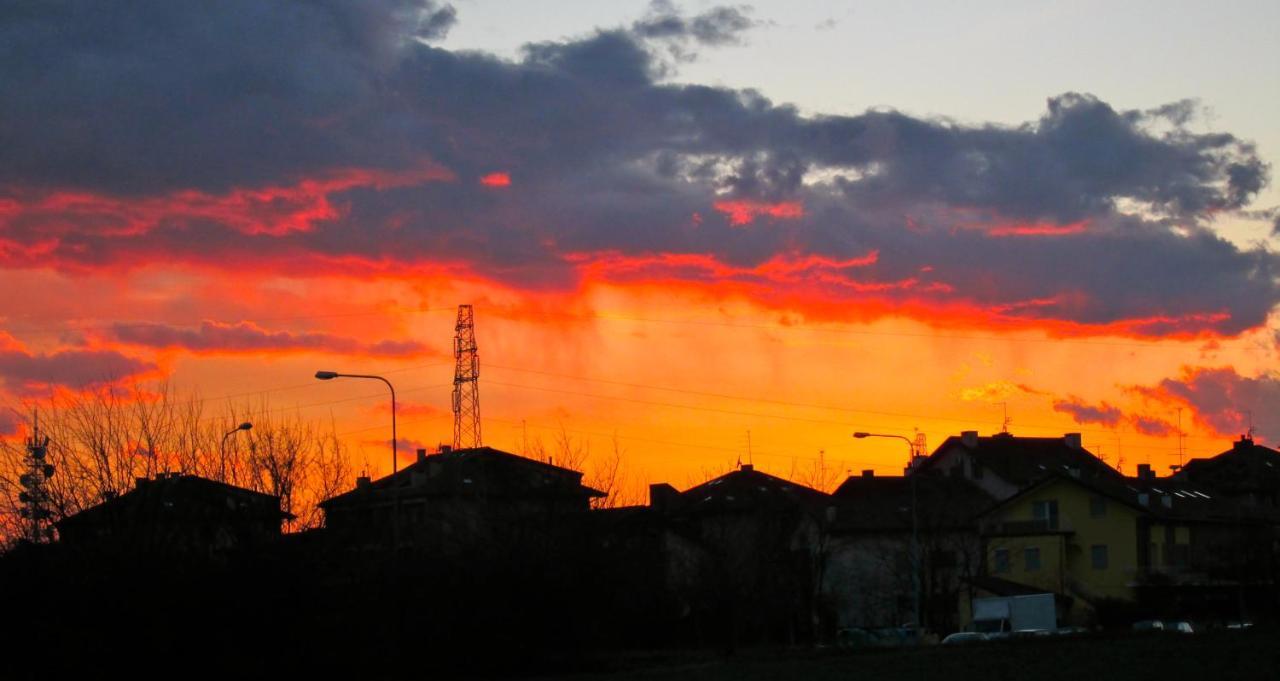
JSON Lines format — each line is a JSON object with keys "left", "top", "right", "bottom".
{"left": 19, "top": 411, "right": 55, "bottom": 543}
{"left": 451, "top": 304, "right": 481, "bottom": 450}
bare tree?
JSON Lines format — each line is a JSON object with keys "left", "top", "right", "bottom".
{"left": 525, "top": 426, "right": 644, "bottom": 509}
{"left": 0, "top": 383, "right": 355, "bottom": 545}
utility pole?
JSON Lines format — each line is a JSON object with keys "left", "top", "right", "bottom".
{"left": 452, "top": 304, "right": 481, "bottom": 450}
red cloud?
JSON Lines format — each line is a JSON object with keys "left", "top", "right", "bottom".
{"left": 479, "top": 172, "right": 511, "bottom": 187}
{"left": 987, "top": 221, "right": 1089, "bottom": 237}
{"left": 712, "top": 199, "right": 804, "bottom": 226}
{"left": 0, "top": 162, "right": 453, "bottom": 244}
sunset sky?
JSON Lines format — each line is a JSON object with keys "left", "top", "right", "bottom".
{"left": 2, "top": 1, "right": 1278, "bottom": 494}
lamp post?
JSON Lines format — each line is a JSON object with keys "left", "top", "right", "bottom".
{"left": 315, "top": 370, "right": 401, "bottom": 550}
{"left": 854, "top": 431, "right": 921, "bottom": 633}
{"left": 220, "top": 421, "right": 252, "bottom": 482}
{"left": 315, "top": 371, "right": 398, "bottom": 473}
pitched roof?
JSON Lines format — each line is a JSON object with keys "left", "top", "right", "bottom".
{"left": 829, "top": 475, "right": 995, "bottom": 532}
{"left": 918, "top": 432, "right": 1122, "bottom": 487}
{"left": 1175, "top": 436, "right": 1280, "bottom": 495}
{"left": 671, "top": 465, "right": 829, "bottom": 515}
{"left": 56, "top": 473, "right": 289, "bottom": 529}
{"left": 978, "top": 470, "right": 1266, "bottom": 524}
{"left": 320, "top": 446, "right": 604, "bottom": 508}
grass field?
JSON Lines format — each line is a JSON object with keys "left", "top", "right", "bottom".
{"left": 555, "top": 629, "right": 1280, "bottom": 681}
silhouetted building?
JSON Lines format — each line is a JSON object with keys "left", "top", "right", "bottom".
{"left": 647, "top": 464, "right": 831, "bottom": 646}
{"left": 319, "top": 446, "right": 603, "bottom": 551}
{"left": 54, "top": 473, "right": 290, "bottom": 554}
{"left": 823, "top": 472, "right": 994, "bottom": 633}
{"left": 915, "top": 431, "right": 1122, "bottom": 500}
{"left": 1174, "top": 435, "right": 1280, "bottom": 508}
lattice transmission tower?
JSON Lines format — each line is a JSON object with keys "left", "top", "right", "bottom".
{"left": 19, "top": 412, "right": 55, "bottom": 543}
{"left": 451, "top": 304, "right": 482, "bottom": 450}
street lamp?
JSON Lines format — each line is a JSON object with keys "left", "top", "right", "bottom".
{"left": 220, "top": 421, "right": 252, "bottom": 481}
{"left": 853, "top": 431, "right": 922, "bottom": 633}
{"left": 314, "top": 371, "right": 398, "bottom": 474}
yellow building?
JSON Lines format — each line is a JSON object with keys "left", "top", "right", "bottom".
{"left": 976, "top": 470, "right": 1261, "bottom": 625}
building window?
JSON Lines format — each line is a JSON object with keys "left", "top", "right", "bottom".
{"left": 1024, "top": 547, "right": 1041, "bottom": 571}
{"left": 1032, "top": 500, "right": 1059, "bottom": 530}
{"left": 1090, "top": 495, "right": 1107, "bottom": 517}
{"left": 1091, "top": 544, "right": 1109, "bottom": 570}
{"left": 994, "top": 548, "right": 1010, "bottom": 574}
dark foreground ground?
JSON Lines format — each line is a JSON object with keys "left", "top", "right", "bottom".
{"left": 547, "top": 629, "right": 1278, "bottom": 681}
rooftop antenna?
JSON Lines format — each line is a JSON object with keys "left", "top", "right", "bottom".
{"left": 1176, "top": 408, "right": 1185, "bottom": 468}
{"left": 1246, "top": 410, "right": 1255, "bottom": 440}
{"left": 746, "top": 430, "right": 753, "bottom": 467}
{"left": 999, "top": 402, "right": 1011, "bottom": 434}
{"left": 451, "top": 304, "right": 481, "bottom": 450}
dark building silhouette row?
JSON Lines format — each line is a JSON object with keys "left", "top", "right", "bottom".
{"left": 45, "top": 431, "right": 1280, "bottom": 640}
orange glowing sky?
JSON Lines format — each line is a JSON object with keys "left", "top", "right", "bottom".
{"left": 2, "top": 1, "right": 1279, "bottom": 499}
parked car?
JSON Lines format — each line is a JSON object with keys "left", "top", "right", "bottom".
{"left": 1170, "top": 621, "right": 1195, "bottom": 634}
{"left": 1053, "top": 626, "right": 1089, "bottom": 636}
{"left": 1011, "top": 628, "right": 1053, "bottom": 639}
{"left": 941, "top": 632, "right": 988, "bottom": 645}
{"left": 1226, "top": 621, "right": 1253, "bottom": 630}
{"left": 1132, "top": 620, "right": 1165, "bottom": 632}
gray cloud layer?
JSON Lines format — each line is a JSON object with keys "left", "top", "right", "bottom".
{"left": 107, "top": 321, "right": 433, "bottom": 357}
{"left": 1, "top": 1, "right": 1276, "bottom": 334}
{"left": 0, "top": 346, "right": 156, "bottom": 395}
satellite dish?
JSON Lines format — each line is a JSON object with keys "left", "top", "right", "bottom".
{"left": 18, "top": 492, "right": 30, "bottom": 503}
{"left": 18, "top": 473, "right": 35, "bottom": 488}
{"left": 42, "top": 464, "right": 55, "bottom": 478}
{"left": 31, "top": 446, "right": 46, "bottom": 460}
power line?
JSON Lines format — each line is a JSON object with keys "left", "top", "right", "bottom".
{"left": 480, "top": 364, "right": 1235, "bottom": 453}
{"left": 0, "top": 307, "right": 458, "bottom": 337}
{"left": 507, "top": 308, "right": 1243, "bottom": 351}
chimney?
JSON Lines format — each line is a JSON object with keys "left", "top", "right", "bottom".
{"left": 1064, "top": 433, "right": 1082, "bottom": 449}
{"left": 416, "top": 448, "right": 427, "bottom": 463}
{"left": 650, "top": 483, "right": 679, "bottom": 511}
{"left": 1235, "top": 435, "right": 1254, "bottom": 451}
{"left": 439, "top": 444, "right": 452, "bottom": 454}
{"left": 961, "top": 431, "right": 979, "bottom": 448}
{"left": 740, "top": 463, "right": 754, "bottom": 472}
{"left": 862, "top": 469, "right": 875, "bottom": 478}
{"left": 1136, "top": 463, "right": 1153, "bottom": 480}
{"left": 355, "top": 475, "right": 371, "bottom": 490}
{"left": 135, "top": 477, "right": 150, "bottom": 489}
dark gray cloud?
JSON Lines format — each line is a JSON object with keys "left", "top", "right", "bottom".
{"left": 0, "top": 345, "right": 156, "bottom": 395}
{"left": 1153, "top": 367, "right": 1280, "bottom": 442}
{"left": 1130, "top": 415, "right": 1175, "bottom": 437}
{"left": 633, "top": 1, "right": 756, "bottom": 47}
{"left": 1053, "top": 397, "right": 1122, "bottom": 427}
{"left": 0, "top": 2, "right": 1277, "bottom": 335}
{"left": 107, "top": 321, "right": 433, "bottom": 357}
